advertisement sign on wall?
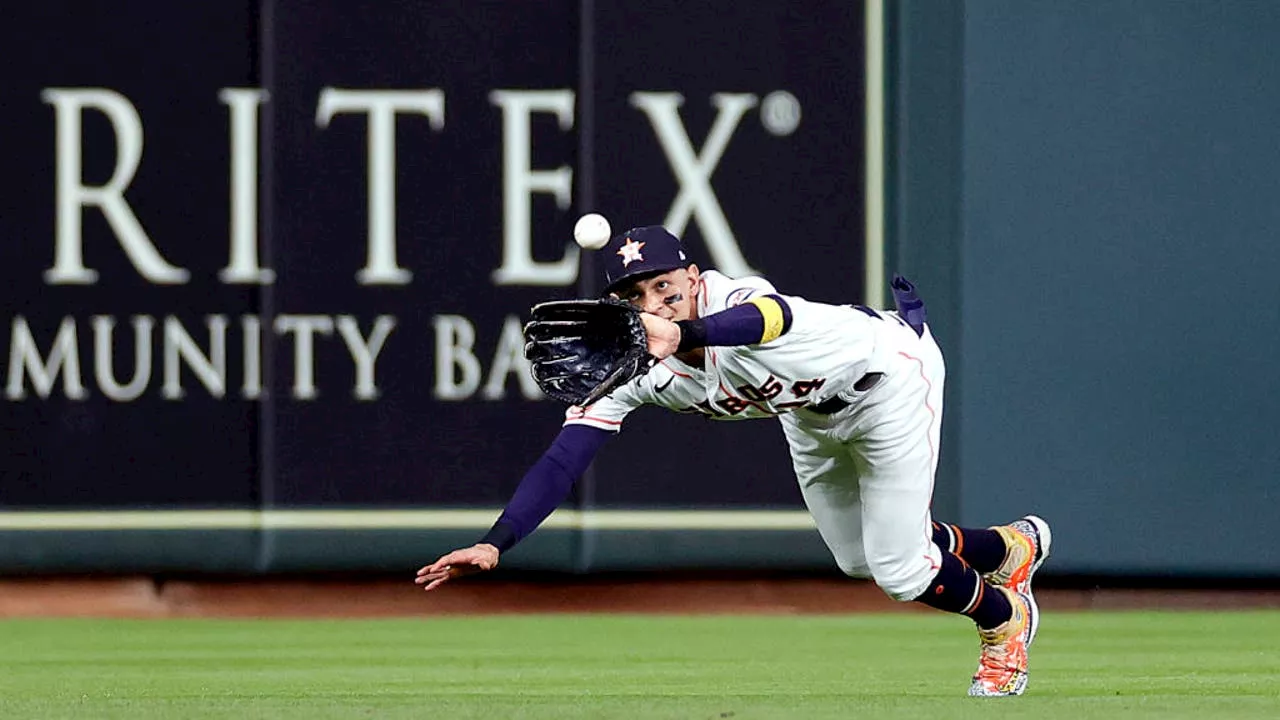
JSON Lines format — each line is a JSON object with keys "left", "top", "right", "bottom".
{"left": 1, "top": 2, "right": 866, "bottom": 520}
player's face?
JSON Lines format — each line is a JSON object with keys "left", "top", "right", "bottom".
{"left": 615, "top": 265, "right": 701, "bottom": 321}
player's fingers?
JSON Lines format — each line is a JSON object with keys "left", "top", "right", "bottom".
{"left": 420, "top": 553, "right": 463, "bottom": 573}
{"left": 417, "top": 562, "right": 474, "bottom": 580}
{"left": 417, "top": 558, "right": 457, "bottom": 576}
{"left": 420, "top": 576, "right": 449, "bottom": 592}
{"left": 414, "top": 569, "right": 447, "bottom": 584}
{"left": 426, "top": 567, "right": 472, "bottom": 588}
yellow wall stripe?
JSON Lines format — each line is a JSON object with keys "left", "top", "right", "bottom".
{"left": 0, "top": 509, "right": 818, "bottom": 532}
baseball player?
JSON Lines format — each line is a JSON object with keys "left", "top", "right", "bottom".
{"left": 417, "top": 226, "right": 1052, "bottom": 697}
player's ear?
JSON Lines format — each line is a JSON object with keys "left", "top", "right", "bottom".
{"left": 686, "top": 264, "right": 700, "bottom": 288}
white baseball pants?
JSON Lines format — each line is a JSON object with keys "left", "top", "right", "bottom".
{"left": 779, "top": 323, "right": 946, "bottom": 601}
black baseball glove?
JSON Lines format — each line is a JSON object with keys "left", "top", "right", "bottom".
{"left": 523, "top": 298, "right": 657, "bottom": 407}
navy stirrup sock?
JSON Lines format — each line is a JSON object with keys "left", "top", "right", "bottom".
{"left": 914, "top": 551, "right": 1013, "bottom": 630}
{"left": 931, "top": 521, "right": 1009, "bottom": 575}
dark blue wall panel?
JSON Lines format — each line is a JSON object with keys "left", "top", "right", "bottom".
{"left": 956, "top": 1, "right": 1280, "bottom": 576}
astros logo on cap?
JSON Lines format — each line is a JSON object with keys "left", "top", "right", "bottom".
{"left": 616, "top": 237, "right": 646, "bottom": 267}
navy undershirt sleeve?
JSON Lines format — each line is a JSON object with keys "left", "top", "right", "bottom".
{"left": 479, "top": 424, "right": 613, "bottom": 552}
{"left": 675, "top": 294, "right": 793, "bottom": 351}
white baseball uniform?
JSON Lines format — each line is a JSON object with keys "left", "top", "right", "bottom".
{"left": 565, "top": 270, "right": 946, "bottom": 601}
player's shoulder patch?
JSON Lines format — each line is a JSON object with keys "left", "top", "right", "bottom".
{"left": 725, "top": 287, "right": 758, "bottom": 307}
{"left": 699, "top": 271, "right": 777, "bottom": 314}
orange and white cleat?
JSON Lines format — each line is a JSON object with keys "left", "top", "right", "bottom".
{"left": 968, "top": 587, "right": 1037, "bottom": 697}
{"left": 988, "top": 515, "right": 1052, "bottom": 600}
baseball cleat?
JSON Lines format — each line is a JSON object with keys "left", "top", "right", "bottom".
{"left": 968, "top": 587, "right": 1036, "bottom": 697}
{"left": 987, "top": 515, "right": 1052, "bottom": 596}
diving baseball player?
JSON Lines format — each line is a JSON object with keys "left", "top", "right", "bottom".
{"left": 417, "top": 225, "right": 1052, "bottom": 697}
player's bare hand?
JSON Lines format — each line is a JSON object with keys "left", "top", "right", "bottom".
{"left": 415, "top": 543, "right": 499, "bottom": 592}
{"left": 640, "top": 313, "right": 681, "bottom": 359}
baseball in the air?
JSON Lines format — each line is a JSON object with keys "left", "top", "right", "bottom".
{"left": 573, "top": 213, "right": 612, "bottom": 250}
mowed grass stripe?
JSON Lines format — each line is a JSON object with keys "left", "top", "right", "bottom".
{"left": 1, "top": 612, "right": 1277, "bottom": 719}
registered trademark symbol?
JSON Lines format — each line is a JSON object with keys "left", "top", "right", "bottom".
{"left": 760, "top": 91, "right": 801, "bottom": 136}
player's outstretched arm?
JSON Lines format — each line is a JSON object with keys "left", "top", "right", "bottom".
{"left": 412, "top": 424, "right": 614, "bottom": 592}
{"left": 415, "top": 543, "right": 499, "bottom": 592}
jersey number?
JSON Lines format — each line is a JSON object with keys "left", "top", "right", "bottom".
{"left": 790, "top": 378, "right": 826, "bottom": 397}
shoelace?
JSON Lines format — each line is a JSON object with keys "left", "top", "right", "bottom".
{"left": 973, "top": 625, "right": 1029, "bottom": 689}
{"left": 973, "top": 640, "right": 1014, "bottom": 680}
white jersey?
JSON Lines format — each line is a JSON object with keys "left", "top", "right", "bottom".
{"left": 564, "top": 270, "right": 913, "bottom": 432}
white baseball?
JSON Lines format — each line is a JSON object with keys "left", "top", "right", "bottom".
{"left": 573, "top": 213, "right": 612, "bottom": 250}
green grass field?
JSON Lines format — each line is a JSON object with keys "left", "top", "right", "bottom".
{"left": 2, "top": 611, "right": 1277, "bottom": 719}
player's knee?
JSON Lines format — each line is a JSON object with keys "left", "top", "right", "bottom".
{"left": 869, "top": 558, "right": 934, "bottom": 602}
{"left": 835, "top": 557, "right": 872, "bottom": 580}
{"left": 874, "top": 576, "right": 925, "bottom": 602}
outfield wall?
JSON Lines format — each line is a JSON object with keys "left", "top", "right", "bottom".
{"left": 3, "top": 3, "right": 1278, "bottom": 578}
{"left": 890, "top": 1, "right": 1280, "bottom": 577}
{"left": 1, "top": 2, "right": 866, "bottom": 574}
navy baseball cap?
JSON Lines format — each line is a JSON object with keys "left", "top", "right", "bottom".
{"left": 601, "top": 225, "right": 693, "bottom": 296}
